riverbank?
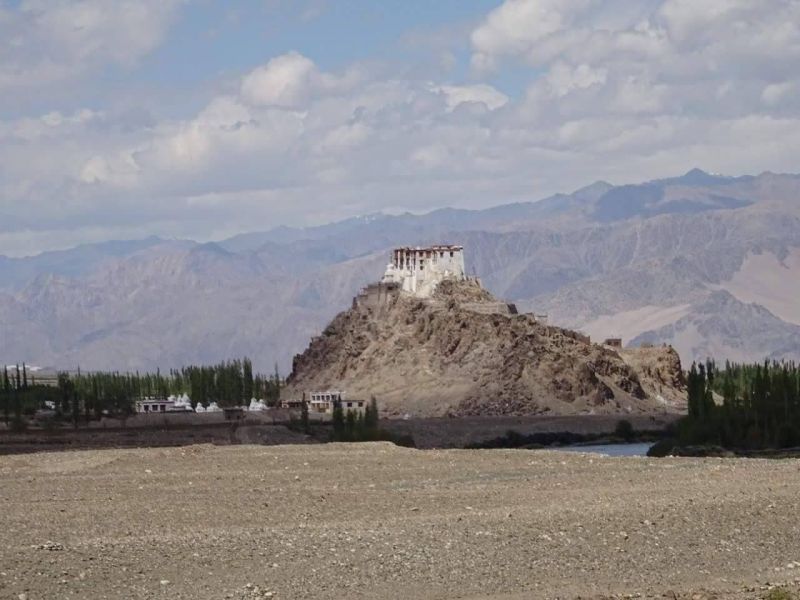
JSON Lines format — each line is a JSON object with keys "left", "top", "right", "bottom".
{"left": 2, "top": 443, "right": 799, "bottom": 599}
{"left": 648, "top": 439, "right": 800, "bottom": 459}
{"left": 380, "top": 414, "right": 678, "bottom": 448}
{"left": 0, "top": 414, "right": 679, "bottom": 454}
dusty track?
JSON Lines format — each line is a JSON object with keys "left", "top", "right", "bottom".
{"left": 1, "top": 443, "right": 799, "bottom": 599}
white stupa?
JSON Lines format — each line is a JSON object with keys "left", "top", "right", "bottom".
{"left": 248, "top": 398, "right": 267, "bottom": 411}
{"left": 173, "top": 394, "right": 192, "bottom": 411}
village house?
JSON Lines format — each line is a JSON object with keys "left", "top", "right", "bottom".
{"left": 306, "top": 391, "right": 366, "bottom": 414}
{"left": 135, "top": 398, "right": 175, "bottom": 414}
{"left": 136, "top": 394, "right": 193, "bottom": 414}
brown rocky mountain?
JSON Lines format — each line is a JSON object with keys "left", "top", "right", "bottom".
{"left": 1, "top": 169, "right": 798, "bottom": 372}
{"left": 285, "top": 279, "right": 685, "bottom": 417}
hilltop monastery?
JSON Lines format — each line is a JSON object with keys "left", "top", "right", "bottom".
{"left": 380, "top": 244, "right": 466, "bottom": 297}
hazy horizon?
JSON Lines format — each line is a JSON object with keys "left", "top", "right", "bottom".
{"left": 3, "top": 0, "right": 800, "bottom": 256}
{"left": 0, "top": 165, "right": 783, "bottom": 259}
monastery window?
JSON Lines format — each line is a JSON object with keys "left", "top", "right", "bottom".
{"left": 440, "top": 252, "right": 444, "bottom": 258}
{"left": 347, "top": 402, "right": 352, "bottom": 408}
{"left": 449, "top": 251, "right": 454, "bottom": 257}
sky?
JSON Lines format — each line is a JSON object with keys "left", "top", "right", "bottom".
{"left": 1, "top": 0, "right": 799, "bottom": 256}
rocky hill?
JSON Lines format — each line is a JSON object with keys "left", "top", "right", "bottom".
{"left": 285, "top": 279, "right": 685, "bottom": 417}
{"left": 2, "top": 169, "right": 799, "bottom": 372}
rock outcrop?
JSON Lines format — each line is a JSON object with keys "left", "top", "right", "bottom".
{"left": 286, "top": 279, "right": 685, "bottom": 417}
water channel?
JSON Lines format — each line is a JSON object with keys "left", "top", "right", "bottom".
{"left": 553, "top": 442, "right": 654, "bottom": 457}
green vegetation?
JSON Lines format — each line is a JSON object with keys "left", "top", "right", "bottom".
{"left": 330, "top": 397, "right": 414, "bottom": 447}
{"left": 180, "top": 358, "right": 281, "bottom": 408}
{"left": 2, "top": 364, "right": 60, "bottom": 423}
{"left": 466, "top": 422, "right": 659, "bottom": 450}
{"left": 668, "top": 360, "right": 800, "bottom": 452}
{"left": 764, "top": 588, "right": 796, "bottom": 600}
{"left": 0, "top": 359, "right": 282, "bottom": 426}
{"left": 614, "top": 419, "right": 635, "bottom": 442}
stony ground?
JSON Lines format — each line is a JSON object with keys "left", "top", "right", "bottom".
{"left": 2, "top": 443, "right": 800, "bottom": 600}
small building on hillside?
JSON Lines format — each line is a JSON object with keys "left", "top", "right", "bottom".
{"left": 303, "top": 390, "right": 366, "bottom": 414}
{"left": 281, "top": 398, "right": 305, "bottom": 410}
{"left": 340, "top": 398, "right": 366, "bottom": 413}
{"left": 309, "top": 390, "right": 344, "bottom": 413}
{"left": 603, "top": 338, "right": 623, "bottom": 348}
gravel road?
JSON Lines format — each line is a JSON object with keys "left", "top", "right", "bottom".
{"left": 1, "top": 443, "right": 799, "bottom": 599}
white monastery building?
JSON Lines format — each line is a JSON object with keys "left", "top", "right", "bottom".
{"left": 381, "top": 245, "right": 466, "bottom": 297}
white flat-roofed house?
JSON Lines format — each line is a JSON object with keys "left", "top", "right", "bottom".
{"left": 340, "top": 398, "right": 366, "bottom": 413}
{"left": 136, "top": 398, "right": 174, "bottom": 414}
{"left": 308, "top": 391, "right": 365, "bottom": 414}
{"left": 135, "top": 396, "right": 193, "bottom": 414}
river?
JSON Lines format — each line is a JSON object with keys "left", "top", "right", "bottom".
{"left": 553, "top": 442, "right": 654, "bottom": 457}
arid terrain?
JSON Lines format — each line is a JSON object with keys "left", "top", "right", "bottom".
{"left": 286, "top": 279, "right": 686, "bottom": 417}
{"left": 2, "top": 443, "right": 800, "bottom": 599}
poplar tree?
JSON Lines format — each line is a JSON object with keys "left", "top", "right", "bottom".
{"left": 243, "top": 358, "right": 254, "bottom": 401}
{"left": 2, "top": 366, "right": 9, "bottom": 424}
{"left": 300, "top": 400, "right": 310, "bottom": 434}
{"left": 332, "top": 400, "right": 345, "bottom": 441}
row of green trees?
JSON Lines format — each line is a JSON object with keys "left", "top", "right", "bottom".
{"left": 326, "top": 398, "right": 413, "bottom": 446}
{"left": 2, "top": 364, "right": 61, "bottom": 425}
{"left": 1, "top": 359, "right": 283, "bottom": 426}
{"left": 180, "top": 359, "right": 281, "bottom": 408}
{"left": 681, "top": 360, "right": 800, "bottom": 449}
{"left": 331, "top": 397, "right": 380, "bottom": 441}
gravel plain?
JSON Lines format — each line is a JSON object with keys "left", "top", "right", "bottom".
{"left": 2, "top": 442, "right": 800, "bottom": 599}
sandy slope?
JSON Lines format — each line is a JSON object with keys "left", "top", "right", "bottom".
{"left": 2, "top": 443, "right": 800, "bottom": 599}
{"left": 720, "top": 248, "right": 800, "bottom": 326}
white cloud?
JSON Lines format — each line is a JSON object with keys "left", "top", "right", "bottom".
{"left": 435, "top": 84, "right": 509, "bottom": 111}
{"left": 470, "top": 0, "right": 593, "bottom": 70}
{"left": 240, "top": 52, "right": 318, "bottom": 107}
{"left": 546, "top": 63, "right": 607, "bottom": 96}
{"left": 2, "top": 2, "right": 800, "bottom": 255}
{"left": 761, "top": 82, "right": 794, "bottom": 107}
{"left": 240, "top": 51, "right": 363, "bottom": 108}
{"left": 0, "top": 0, "right": 184, "bottom": 91}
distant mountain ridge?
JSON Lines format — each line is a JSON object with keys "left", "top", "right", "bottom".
{"left": 1, "top": 168, "right": 799, "bottom": 372}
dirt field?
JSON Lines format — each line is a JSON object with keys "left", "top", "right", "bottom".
{"left": 1, "top": 443, "right": 800, "bottom": 600}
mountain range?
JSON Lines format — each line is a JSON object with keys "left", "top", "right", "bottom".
{"left": 2, "top": 168, "right": 799, "bottom": 373}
